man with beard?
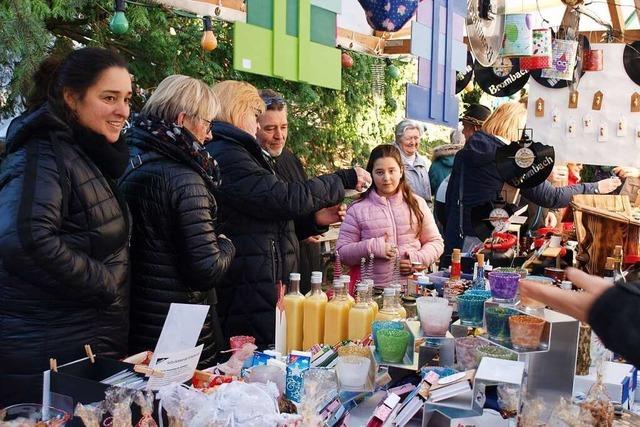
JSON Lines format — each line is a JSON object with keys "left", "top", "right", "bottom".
{"left": 256, "top": 89, "right": 346, "bottom": 293}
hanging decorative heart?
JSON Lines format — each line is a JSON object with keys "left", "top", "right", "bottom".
{"left": 357, "top": 0, "right": 420, "bottom": 32}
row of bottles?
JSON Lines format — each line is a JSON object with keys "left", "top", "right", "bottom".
{"left": 283, "top": 272, "right": 407, "bottom": 353}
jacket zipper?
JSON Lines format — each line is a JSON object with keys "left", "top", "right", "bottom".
{"left": 386, "top": 199, "right": 399, "bottom": 248}
{"left": 271, "top": 240, "right": 280, "bottom": 282}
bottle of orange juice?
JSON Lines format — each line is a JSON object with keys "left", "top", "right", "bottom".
{"left": 339, "top": 274, "right": 356, "bottom": 306}
{"left": 283, "top": 272, "right": 305, "bottom": 353}
{"left": 376, "top": 288, "right": 401, "bottom": 321}
{"left": 348, "top": 284, "right": 374, "bottom": 341}
{"left": 363, "top": 279, "right": 379, "bottom": 318}
{"left": 324, "top": 280, "right": 350, "bottom": 345}
{"left": 303, "top": 274, "right": 328, "bottom": 350}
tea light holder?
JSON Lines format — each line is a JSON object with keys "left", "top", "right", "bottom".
{"left": 457, "top": 294, "right": 489, "bottom": 326}
{"left": 455, "top": 336, "right": 484, "bottom": 370}
{"left": 488, "top": 271, "right": 520, "bottom": 303}
{"left": 508, "top": 315, "right": 546, "bottom": 351}
{"left": 417, "top": 296, "right": 453, "bottom": 337}
{"left": 485, "top": 306, "right": 519, "bottom": 343}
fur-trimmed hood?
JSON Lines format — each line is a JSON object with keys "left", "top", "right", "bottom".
{"left": 431, "top": 143, "right": 463, "bottom": 161}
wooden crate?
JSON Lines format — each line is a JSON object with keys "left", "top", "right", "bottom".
{"left": 571, "top": 195, "right": 640, "bottom": 276}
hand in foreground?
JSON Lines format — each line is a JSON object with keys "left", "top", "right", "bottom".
{"left": 519, "top": 267, "right": 612, "bottom": 322}
{"left": 399, "top": 258, "right": 412, "bottom": 276}
{"left": 613, "top": 166, "right": 640, "bottom": 179}
{"left": 315, "top": 203, "right": 346, "bottom": 226}
{"left": 384, "top": 233, "right": 397, "bottom": 260}
{"left": 597, "top": 177, "right": 622, "bottom": 194}
{"left": 354, "top": 166, "right": 372, "bottom": 192}
{"left": 303, "top": 235, "right": 322, "bottom": 244}
{"left": 545, "top": 211, "right": 558, "bottom": 228}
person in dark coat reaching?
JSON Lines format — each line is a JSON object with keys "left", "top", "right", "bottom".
{"left": 205, "top": 80, "right": 371, "bottom": 349}
{"left": 119, "top": 75, "right": 235, "bottom": 368}
{"left": 0, "top": 48, "right": 132, "bottom": 406}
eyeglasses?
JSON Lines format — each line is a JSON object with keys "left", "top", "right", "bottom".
{"left": 261, "top": 95, "right": 286, "bottom": 108}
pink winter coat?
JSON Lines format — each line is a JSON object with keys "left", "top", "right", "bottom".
{"left": 336, "top": 189, "right": 444, "bottom": 287}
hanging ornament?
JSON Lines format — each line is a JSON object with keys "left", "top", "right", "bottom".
{"left": 109, "top": 0, "right": 129, "bottom": 35}
{"left": 201, "top": 16, "right": 217, "bottom": 52}
{"left": 386, "top": 60, "right": 400, "bottom": 79}
{"left": 341, "top": 52, "right": 354, "bottom": 69}
{"left": 561, "top": 0, "right": 584, "bottom": 5}
{"left": 357, "top": 0, "right": 419, "bottom": 32}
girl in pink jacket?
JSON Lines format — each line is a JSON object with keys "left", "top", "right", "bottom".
{"left": 337, "top": 144, "right": 444, "bottom": 287}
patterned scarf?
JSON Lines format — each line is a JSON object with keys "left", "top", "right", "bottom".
{"left": 132, "top": 115, "right": 221, "bottom": 189}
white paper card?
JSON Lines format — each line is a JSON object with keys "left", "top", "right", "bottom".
{"left": 598, "top": 123, "right": 609, "bottom": 142}
{"left": 152, "top": 303, "right": 208, "bottom": 358}
{"left": 583, "top": 115, "right": 594, "bottom": 134}
{"left": 617, "top": 117, "right": 627, "bottom": 137}
{"left": 551, "top": 108, "right": 561, "bottom": 128}
{"left": 476, "top": 358, "right": 525, "bottom": 385}
{"left": 567, "top": 118, "right": 577, "bottom": 138}
{"left": 147, "top": 344, "right": 203, "bottom": 390}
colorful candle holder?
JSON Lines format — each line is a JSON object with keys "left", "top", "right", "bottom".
{"left": 485, "top": 307, "right": 518, "bottom": 343}
{"left": 494, "top": 267, "right": 528, "bottom": 279}
{"left": 519, "top": 276, "right": 553, "bottom": 309}
{"left": 457, "top": 294, "right": 489, "bottom": 326}
{"left": 508, "top": 315, "right": 546, "bottom": 350}
{"left": 376, "top": 329, "right": 410, "bottom": 363}
{"left": 465, "top": 289, "right": 492, "bottom": 299}
{"left": 417, "top": 297, "right": 453, "bottom": 337}
{"left": 455, "top": 336, "right": 484, "bottom": 370}
{"left": 371, "top": 320, "right": 404, "bottom": 348}
{"left": 475, "top": 345, "right": 517, "bottom": 365}
{"left": 488, "top": 271, "right": 520, "bottom": 302}
{"left": 583, "top": 49, "right": 603, "bottom": 71}
{"left": 336, "top": 355, "right": 370, "bottom": 388}
{"left": 501, "top": 14, "right": 533, "bottom": 58}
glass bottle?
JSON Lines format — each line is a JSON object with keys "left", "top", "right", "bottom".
{"left": 613, "top": 245, "right": 626, "bottom": 283}
{"left": 363, "top": 279, "right": 379, "bottom": 318}
{"left": 339, "top": 274, "right": 356, "bottom": 306}
{"left": 603, "top": 256, "right": 615, "bottom": 285}
{"left": 302, "top": 274, "right": 328, "bottom": 350}
{"left": 375, "top": 287, "right": 401, "bottom": 321}
{"left": 348, "top": 284, "right": 374, "bottom": 341}
{"left": 324, "top": 281, "right": 350, "bottom": 345}
{"left": 392, "top": 283, "right": 407, "bottom": 319}
{"left": 471, "top": 253, "right": 487, "bottom": 290}
{"left": 444, "top": 248, "right": 464, "bottom": 302}
{"left": 283, "top": 272, "right": 305, "bottom": 353}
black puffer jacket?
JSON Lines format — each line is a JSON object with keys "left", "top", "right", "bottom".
{"left": 205, "top": 122, "right": 356, "bottom": 348}
{"left": 0, "top": 106, "right": 130, "bottom": 406}
{"left": 119, "top": 125, "right": 235, "bottom": 367}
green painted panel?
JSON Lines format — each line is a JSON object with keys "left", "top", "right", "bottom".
{"left": 246, "top": 0, "right": 273, "bottom": 30}
{"left": 273, "top": 0, "right": 296, "bottom": 80}
{"left": 233, "top": 23, "right": 273, "bottom": 77}
{"left": 310, "top": 6, "right": 336, "bottom": 47}
{"left": 301, "top": 43, "right": 341, "bottom": 89}
{"left": 311, "top": 0, "right": 341, "bottom": 14}
{"left": 286, "top": 0, "right": 298, "bottom": 37}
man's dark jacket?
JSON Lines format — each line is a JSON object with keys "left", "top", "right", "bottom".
{"left": 205, "top": 122, "right": 355, "bottom": 348}
{"left": 119, "top": 126, "right": 235, "bottom": 367}
{"left": 0, "top": 106, "right": 129, "bottom": 405}
{"left": 444, "top": 131, "right": 597, "bottom": 253}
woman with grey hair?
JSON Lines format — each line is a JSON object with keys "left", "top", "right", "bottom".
{"left": 394, "top": 119, "right": 433, "bottom": 208}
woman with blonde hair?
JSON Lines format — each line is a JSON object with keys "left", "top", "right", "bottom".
{"left": 119, "top": 75, "right": 235, "bottom": 367}
{"left": 443, "top": 102, "right": 621, "bottom": 253}
{"left": 205, "top": 80, "right": 371, "bottom": 348}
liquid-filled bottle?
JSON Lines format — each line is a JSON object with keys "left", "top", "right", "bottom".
{"left": 283, "top": 272, "right": 305, "bottom": 353}
{"left": 302, "top": 274, "right": 328, "bottom": 350}
{"left": 375, "top": 288, "right": 401, "bottom": 321}
{"left": 392, "top": 283, "right": 407, "bottom": 319}
{"left": 324, "top": 281, "right": 351, "bottom": 345}
{"left": 339, "top": 274, "right": 356, "bottom": 306}
{"left": 348, "top": 284, "right": 374, "bottom": 341}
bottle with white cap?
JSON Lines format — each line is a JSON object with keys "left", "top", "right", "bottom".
{"left": 391, "top": 283, "right": 407, "bottom": 319}
{"left": 363, "top": 279, "right": 379, "bottom": 318}
{"left": 348, "top": 284, "right": 374, "bottom": 341}
{"left": 284, "top": 272, "right": 305, "bottom": 353}
{"left": 324, "top": 280, "right": 350, "bottom": 345}
{"left": 339, "top": 274, "right": 356, "bottom": 306}
{"left": 303, "top": 272, "right": 328, "bottom": 350}
{"left": 306, "top": 271, "right": 323, "bottom": 297}
{"left": 375, "top": 288, "right": 401, "bottom": 321}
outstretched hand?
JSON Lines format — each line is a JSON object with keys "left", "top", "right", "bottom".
{"left": 519, "top": 267, "right": 612, "bottom": 322}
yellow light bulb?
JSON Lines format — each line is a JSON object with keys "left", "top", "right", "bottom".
{"left": 201, "top": 30, "right": 217, "bottom": 51}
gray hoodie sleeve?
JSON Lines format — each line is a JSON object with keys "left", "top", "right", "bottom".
{"left": 521, "top": 180, "right": 597, "bottom": 209}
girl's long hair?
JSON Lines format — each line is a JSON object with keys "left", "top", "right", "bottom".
{"left": 364, "top": 144, "right": 424, "bottom": 237}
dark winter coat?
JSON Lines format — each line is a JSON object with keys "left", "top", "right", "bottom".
{"left": 589, "top": 281, "right": 640, "bottom": 367}
{"left": 205, "top": 122, "right": 355, "bottom": 348}
{"left": 118, "top": 126, "right": 235, "bottom": 367}
{"left": 0, "top": 106, "right": 130, "bottom": 406}
{"left": 444, "top": 131, "right": 597, "bottom": 253}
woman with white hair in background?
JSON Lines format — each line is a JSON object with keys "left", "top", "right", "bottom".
{"left": 394, "top": 119, "right": 433, "bottom": 209}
